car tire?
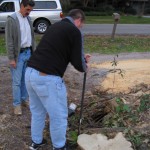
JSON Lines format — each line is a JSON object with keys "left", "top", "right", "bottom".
{"left": 35, "top": 20, "right": 50, "bottom": 34}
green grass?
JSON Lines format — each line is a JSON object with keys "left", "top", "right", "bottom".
{"left": 0, "top": 34, "right": 6, "bottom": 55}
{"left": 84, "top": 35, "right": 150, "bottom": 54}
{"left": 1, "top": 34, "right": 150, "bottom": 55}
{"left": 86, "top": 15, "right": 150, "bottom": 24}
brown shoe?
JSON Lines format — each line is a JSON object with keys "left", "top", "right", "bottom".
{"left": 22, "top": 100, "right": 29, "bottom": 107}
{"left": 14, "top": 105, "right": 22, "bottom": 115}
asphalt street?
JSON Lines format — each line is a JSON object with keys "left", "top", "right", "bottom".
{"left": 1, "top": 24, "right": 150, "bottom": 35}
{"left": 82, "top": 24, "right": 150, "bottom": 35}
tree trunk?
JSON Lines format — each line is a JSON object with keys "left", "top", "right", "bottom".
{"left": 82, "top": 0, "right": 90, "bottom": 7}
{"left": 138, "top": 1, "right": 145, "bottom": 17}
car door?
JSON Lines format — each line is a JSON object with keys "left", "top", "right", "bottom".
{"left": 0, "top": 1, "right": 15, "bottom": 29}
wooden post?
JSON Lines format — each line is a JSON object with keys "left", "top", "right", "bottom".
{"left": 111, "top": 13, "right": 120, "bottom": 41}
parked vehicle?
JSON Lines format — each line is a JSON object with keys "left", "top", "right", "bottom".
{"left": 0, "top": 0, "right": 63, "bottom": 34}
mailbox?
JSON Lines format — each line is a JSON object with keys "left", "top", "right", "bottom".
{"left": 113, "top": 13, "right": 120, "bottom": 21}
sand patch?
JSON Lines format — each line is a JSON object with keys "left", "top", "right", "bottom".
{"left": 92, "top": 59, "right": 150, "bottom": 93}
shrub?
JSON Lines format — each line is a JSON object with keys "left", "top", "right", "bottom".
{"left": 144, "top": 8, "right": 150, "bottom": 15}
{"left": 124, "top": 7, "right": 137, "bottom": 15}
{"left": 85, "top": 11, "right": 112, "bottom": 16}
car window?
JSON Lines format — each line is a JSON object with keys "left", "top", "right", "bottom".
{"left": 34, "top": 1, "right": 57, "bottom": 9}
{"left": 0, "top": 2, "right": 15, "bottom": 12}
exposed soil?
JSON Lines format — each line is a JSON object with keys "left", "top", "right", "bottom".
{"left": 0, "top": 52, "right": 150, "bottom": 150}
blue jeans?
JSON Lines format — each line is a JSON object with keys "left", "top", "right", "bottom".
{"left": 25, "top": 67, "right": 68, "bottom": 148}
{"left": 10, "top": 48, "right": 31, "bottom": 106}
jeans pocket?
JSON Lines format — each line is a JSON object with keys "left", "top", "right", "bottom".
{"left": 36, "top": 85, "right": 49, "bottom": 97}
{"left": 56, "top": 82, "right": 62, "bottom": 90}
{"left": 56, "top": 80, "right": 67, "bottom": 105}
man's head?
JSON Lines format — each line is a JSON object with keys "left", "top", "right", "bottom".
{"left": 68, "top": 9, "right": 85, "bottom": 29}
{"left": 20, "top": 0, "right": 35, "bottom": 17}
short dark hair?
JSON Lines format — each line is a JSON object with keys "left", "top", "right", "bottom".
{"left": 21, "top": 0, "right": 35, "bottom": 7}
{"left": 68, "top": 9, "right": 85, "bottom": 22}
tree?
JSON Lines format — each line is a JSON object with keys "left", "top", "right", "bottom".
{"left": 80, "top": 0, "right": 95, "bottom": 7}
{"left": 60, "top": 0, "right": 70, "bottom": 10}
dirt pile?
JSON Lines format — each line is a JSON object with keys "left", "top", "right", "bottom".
{"left": 92, "top": 59, "right": 150, "bottom": 94}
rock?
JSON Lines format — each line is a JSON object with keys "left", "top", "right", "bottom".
{"left": 77, "top": 132, "right": 133, "bottom": 150}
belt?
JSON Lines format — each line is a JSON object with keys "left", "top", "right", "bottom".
{"left": 20, "top": 47, "right": 31, "bottom": 53}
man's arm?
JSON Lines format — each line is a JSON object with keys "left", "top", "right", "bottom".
{"left": 5, "top": 17, "right": 16, "bottom": 68}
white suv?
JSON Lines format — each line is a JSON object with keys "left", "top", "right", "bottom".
{"left": 0, "top": 0, "right": 63, "bottom": 34}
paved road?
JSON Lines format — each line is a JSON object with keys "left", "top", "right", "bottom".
{"left": 1, "top": 24, "right": 150, "bottom": 35}
{"left": 82, "top": 24, "right": 150, "bottom": 35}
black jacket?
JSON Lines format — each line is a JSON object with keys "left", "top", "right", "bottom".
{"left": 27, "top": 18, "right": 86, "bottom": 77}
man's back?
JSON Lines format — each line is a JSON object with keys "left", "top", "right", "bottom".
{"left": 27, "top": 18, "right": 84, "bottom": 77}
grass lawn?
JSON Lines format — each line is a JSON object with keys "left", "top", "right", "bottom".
{"left": 84, "top": 35, "right": 150, "bottom": 54}
{"left": 0, "top": 34, "right": 5, "bottom": 55}
{"left": 1, "top": 34, "right": 150, "bottom": 55}
{"left": 86, "top": 15, "right": 150, "bottom": 24}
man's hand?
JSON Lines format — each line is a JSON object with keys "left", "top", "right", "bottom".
{"left": 84, "top": 54, "right": 91, "bottom": 72}
{"left": 85, "top": 54, "right": 91, "bottom": 63}
{"left": 9, "top": 60, "right": 16, "bottom": 68}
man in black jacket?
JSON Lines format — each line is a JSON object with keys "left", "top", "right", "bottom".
{"left": 25, "top": 9, "right": 90, "bottom": 150}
